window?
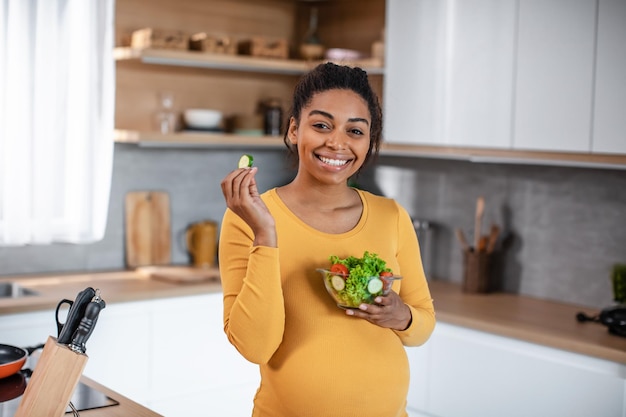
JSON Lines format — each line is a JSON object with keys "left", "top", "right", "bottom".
{"left": 0, "top": 0, "right": 115, "bottom": 245}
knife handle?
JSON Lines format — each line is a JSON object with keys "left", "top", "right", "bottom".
{"left": 57, "top": 287, "right": 96, "bottom": 344}
{"left": 68, "top": 299, "right": 105, "bottom": 353}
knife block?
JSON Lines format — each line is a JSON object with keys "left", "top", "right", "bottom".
{"left": 15, "top": 336, "right": 88, "bottom": 417}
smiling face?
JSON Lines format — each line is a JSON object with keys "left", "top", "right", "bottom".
{"left": 287, "top": 89, "right": 371, "bottom": 186}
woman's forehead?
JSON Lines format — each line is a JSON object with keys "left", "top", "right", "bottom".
{"left": 304, "top": 89, "right": 369, "bottom": 119}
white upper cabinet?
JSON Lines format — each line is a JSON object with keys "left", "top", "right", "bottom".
{"left": 385, "top": 0, "right": 626, "bottom": 157}
{"left": 384, "top": 0, "right": 517, "bottom": 148}
{"left": 513, "top": 0, "right": 597, "bottom": 152}
{"left": 592, "top": 0, "right": 626, "bottom": 154}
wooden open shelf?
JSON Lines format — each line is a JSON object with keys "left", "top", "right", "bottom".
{"left": 114, "top": 47, "right": 385, "bottom": 75}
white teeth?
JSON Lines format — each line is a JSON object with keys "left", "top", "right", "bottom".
{"left": 319, "top": 156, "right": 348, "bottom": 166}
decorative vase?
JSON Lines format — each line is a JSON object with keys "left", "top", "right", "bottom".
{"left": 299, "top": 7, "right": 324, "bottom": 60}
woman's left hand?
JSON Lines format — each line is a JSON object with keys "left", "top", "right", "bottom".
{"left": 346, "top": 291, "right": 412, "bottom": 330}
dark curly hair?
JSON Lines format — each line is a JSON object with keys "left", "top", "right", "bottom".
{"left": 283, "top": 62, "right": 383, "bottom": 174}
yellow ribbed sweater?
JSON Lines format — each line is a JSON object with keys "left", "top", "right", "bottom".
{"left": 218, "top": 188, "right": 436, "bottom": 417}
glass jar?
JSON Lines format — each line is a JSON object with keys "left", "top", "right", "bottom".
{"left": 263, "top": 98, "right": 282, "bottom": 136}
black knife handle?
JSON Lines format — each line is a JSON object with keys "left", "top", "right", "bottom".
{"left": 57, "top": 287, "right": 96, "bottom": 344}
{"left": 68, "top": 299, "right": 105, "bottom": 354}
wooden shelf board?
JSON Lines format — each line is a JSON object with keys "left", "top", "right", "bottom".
{"left": 114, "top": 130, "right": 626, "bottom": 169}
{"left": 114, "top": 47, "right": 385, "bottom": 75}
{"left": 114, "top": 129, "right": 284, "bottom": 149}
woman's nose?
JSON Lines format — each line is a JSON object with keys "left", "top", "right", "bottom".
{"left": 326, "top": 133, "right": 346, "bottom": 149}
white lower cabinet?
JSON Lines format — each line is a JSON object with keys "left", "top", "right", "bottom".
{"left": 0, "top": 293, "right": 260, "bottom": 417}
{"left": 406, "top": 322, "right": 626, "bottom": 417}
{"left": 7, "top": 299, "right": 625, "bottom": 417}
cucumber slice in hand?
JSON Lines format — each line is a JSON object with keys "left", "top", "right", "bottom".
{"left": 330, "top": 275, "right": 346, "bottom": 291}
{"left": 238, "top": 154, "right": 254, "bottom": 168}
{"left": 367, "top": 277, "right": 383, "bottom": 294}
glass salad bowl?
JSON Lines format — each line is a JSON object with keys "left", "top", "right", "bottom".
{"left": 317, "top": 268, "right": 402, "bottom": 309}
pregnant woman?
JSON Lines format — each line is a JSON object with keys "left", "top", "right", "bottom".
{"left": 219, "top": 62, "right": 435, "bottom": 417}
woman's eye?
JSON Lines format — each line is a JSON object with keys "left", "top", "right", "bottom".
{"left": 313, "top": 122, "right": 330, "bottom": 130}
{"left": 349, "top": 128, "right": 364, "bottom": 136}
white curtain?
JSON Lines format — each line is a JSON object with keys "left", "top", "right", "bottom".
{"left": 0, "top": 0, "right": 115, "bottom": 245}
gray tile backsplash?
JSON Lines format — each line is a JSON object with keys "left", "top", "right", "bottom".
{"left": 363, "top": 156, "right": 626, "bottom": 308}
{"left": 1, "top": 144, "right": 625, "bottom": 309}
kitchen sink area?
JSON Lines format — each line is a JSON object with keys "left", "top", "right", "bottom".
{"left": 0, "top": 283, "right": 38, "bottom": 299}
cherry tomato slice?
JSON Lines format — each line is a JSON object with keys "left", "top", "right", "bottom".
{"left": 330, "top": 263, "right": 349, "bottom": 277}
{"left": 380, "top": 270, "right": 393, "bottom": 287}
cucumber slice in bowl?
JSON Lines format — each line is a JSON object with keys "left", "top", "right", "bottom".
{"left": 238, "top": 154, "right": 254, "bottom": 168}
{"left": 367, "top": 277, "right": 384, "bottom": 294}
{"left": 330, "top": 275, "right": 346, "bottom": 291}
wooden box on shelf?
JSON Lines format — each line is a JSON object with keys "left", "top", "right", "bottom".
{"left": 131, "top": 27, "right": 188, "bottom": 50}
{"left": 237, "top": 36, "right": 289, "bottom": 59}
{"left": 189, "top": 32, "right": 237, "bottom": 55}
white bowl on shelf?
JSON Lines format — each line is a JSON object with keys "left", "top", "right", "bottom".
{"left": 325, "top": 48, "right": 363, "bottom": 61}
{"left": 183, "top": 109, "right": 223, "bottom": 130}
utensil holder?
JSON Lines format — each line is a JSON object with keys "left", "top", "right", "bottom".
{"left": 462, "top": 250, "right": 492, "bottom": 293}
{"left": 14, "top": 336, "right": 87, "bottom": 417}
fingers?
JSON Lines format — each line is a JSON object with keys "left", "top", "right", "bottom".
{"left": 345, "top": 291, "right": 407, "bottom": 328}
{"left": 346, "top": 297, "right": 387, "bottom": 319}
{"left": 221, "top": 167, "right": 257, "bottom": 206}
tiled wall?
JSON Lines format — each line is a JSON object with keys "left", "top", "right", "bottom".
{"left": 363, "top": 155, "right": 626, "bottom": 308}
{"left": 2, "top": 144, "right": 625, "bottom": 309}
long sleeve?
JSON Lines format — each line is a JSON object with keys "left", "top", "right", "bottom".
{"left": 218, "top": 208, "right": 285, "bottom": 364}
{"left": 392, "top": 202, "right": 436, "bottom": 346}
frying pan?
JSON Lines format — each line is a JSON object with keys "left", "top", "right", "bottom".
{"left": 0, "top": 371, "right": 27, "bottom": 402}
{"left": 0, "top": 344, "right": 42, "bottom": 379}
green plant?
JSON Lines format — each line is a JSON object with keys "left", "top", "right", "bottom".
{"left": 611, "top": 264, "right": 626, "bottom": 304}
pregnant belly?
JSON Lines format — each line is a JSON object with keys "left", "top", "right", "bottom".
{"left": 258, "top": 329, "right": 410, "bottom": 417}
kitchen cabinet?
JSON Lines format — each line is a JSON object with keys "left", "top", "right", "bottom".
{"left": 87, "top": 293, "right": 260, "bottom": 417}
{"left": 385, "top": 0, "right": 625, "bottom": 157}
{"left": 384, "top": 0, "right": 517, "bottom": 149}
{"left": 592, "top": 0, "right": 626, "bottom": 154}
{"left": 0, "top": 293, "right": 260, "bottom": 417}
{"left": 405, "top": 322, "right": 626, "bottom": 417}
{"left": 513, "top": 0, "right": 597, "bottom": 152}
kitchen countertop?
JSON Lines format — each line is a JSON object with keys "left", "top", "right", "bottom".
{"left": 427, "top": 280, "right": 625, "bottom": 364}
{"left": 1, "top": 269, "right": 624, "bottom": 364}
{"left": 78, "top": 376, "right": 163, "bottom": 417}
{"left": 0, "top": 268, "right": 223, "bottom": 315}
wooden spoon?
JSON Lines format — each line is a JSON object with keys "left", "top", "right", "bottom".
{"left": 455, "top": 228, "right": 470, "bottom": 252}
{"left": 474, "top": 196, "right": 485, "bottom": 250}
{"left": 486, "top": 224, "right": 500, "bottom": 253}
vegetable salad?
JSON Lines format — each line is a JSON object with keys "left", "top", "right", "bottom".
{"left": 324, "top": 251, "right": 394, "bottom": 307}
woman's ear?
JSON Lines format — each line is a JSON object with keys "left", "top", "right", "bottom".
{"left": 287, "top": 117, "right": 298, "bottom": 145}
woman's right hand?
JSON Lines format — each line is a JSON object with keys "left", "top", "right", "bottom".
{"left": 221, "top": 167, "right": 277, "bottom": 247}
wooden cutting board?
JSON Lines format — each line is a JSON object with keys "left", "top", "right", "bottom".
{"left": 125, "top": 191, "right": 171, "bottom": 268}
{"left": 136, "top": 265, "right": 220, "bottom": 284}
